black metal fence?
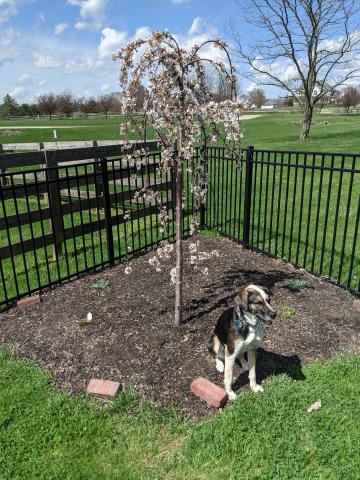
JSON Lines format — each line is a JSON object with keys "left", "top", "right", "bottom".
{"left": 205, "top": 146, "right": 360, "bottom": 294}
{"left": 0, "top": 149, "right": 187, "bottom": 307}
{"left": 0, "top": 144, "right": 359, "bottom": 308}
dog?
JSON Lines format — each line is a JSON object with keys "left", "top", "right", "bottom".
{"left": 208, "top": 284, "right": 276, "bottom": 400}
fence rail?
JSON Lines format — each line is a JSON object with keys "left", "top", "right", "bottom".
{"left": 0, "top": 143, "right": 359, "bottom": 308}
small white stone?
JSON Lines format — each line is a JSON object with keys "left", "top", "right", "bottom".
{"left": 87, "top": 312, "right": 93, "bottom": 322}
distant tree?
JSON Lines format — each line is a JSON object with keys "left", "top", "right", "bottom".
{"left": 213, "top": 71, "right": 233, "bottom": 103}
{"left": 57, "top": 92, "right": 76, "bottom": 118}
{"left": 98, "top": 94, "right": 114, "bottom": 118}
{"left": 248, "top": 88, "right": 266, "bottom": 108}
{"left": 134, "top": 84, "right": 146, "bottom": 111}
{"left": 16, "top": 103, "right": 39, "bottom": 118}
{"left": 38, "top": 93, "right": 57, "bottom": 120}
{"left": 78, "top": 96, "right": 98, "bottom": 118}
{"left": 282, "top": 96, "right": 294, "bottom": 107}
{"left": 340, "top": 86, "right": 360, "bottom": 114}
{"left": 109, "top": 92, "right": 122, "bottom": 112}
{"left": 0, "top": 94, "right": 18, "bottom": 117}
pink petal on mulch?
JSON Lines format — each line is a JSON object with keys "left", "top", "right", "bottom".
{"left": 307, "top": 400, "right": 322, "bottom": 413}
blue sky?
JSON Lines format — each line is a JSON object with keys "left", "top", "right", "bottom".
{"left": 0, "top": 0, "right": 247, "bottom": 103}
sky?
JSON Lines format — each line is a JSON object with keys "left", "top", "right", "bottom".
{"left": 0, "top": 0, "right": 249, "bottom": 103}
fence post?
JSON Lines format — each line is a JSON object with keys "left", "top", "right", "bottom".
{"left": 100, "top": 157, "right": 115, "bottom": 265}
{"left": 44, "top": 149, "right": 64, "bottom": 259}
{"left": 0, "top": 144, "right": 7, "bottom": 187}
{"left": 243, "top": 145, "right": 254, "bottom": 248}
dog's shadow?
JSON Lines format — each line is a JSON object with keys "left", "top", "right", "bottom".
{"left": 232, "top": 348, "right": 305, "bottom": 392}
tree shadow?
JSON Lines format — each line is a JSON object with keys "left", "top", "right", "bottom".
{"left": 232, "top": 348, "right": 305, "bottom": 392}
{"left": 184, "top": 266, "right": 297, "bottom": 324}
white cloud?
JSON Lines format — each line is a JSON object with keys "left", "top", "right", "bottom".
{"left": 98, "top": 27, "right": 127, "bottom": 59}
{"left": 67, "top": 0, "right": 107, "bottom": 30}
{"left": 33, "top": 53, "right": 61, "bottom": 69}
{"left": 134, "top": 26, "right": 151, "bottom": 40}
{"left": 38, "top": 79, "right": 46, "bottom": 86}
{"left": 9, "top": 86, "right": 27, "bottom": 99}
{"left": 54, "top": 22, "right": 69, "bottom": 35}
{"left": 188, "top": 17, "right": 202, "bottom": 36}
{"left": 19, "top": 73, "right": 31, "bottom": 82}
{"left": 74, "top": 20, "right": 101, "bottom": 31}
{"left": 100, "top": 83, "right": 110, "bottom": 92}
{"left": 0, "top": 28, "right": 20, "bottom": 65}
{"left": 170, "top": 0, "right": 189, "bottom": 4}
{"left": 246, "top": 82, "right": 257, "bottom": 92}
{"left": 65, "top": 55, "right": 99, "bottom": 73}
{"left": 0, "top": 0, "right": 18, "bottom": 23}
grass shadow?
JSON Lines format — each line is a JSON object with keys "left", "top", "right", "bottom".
{"left": 232, "top": 348, "right": 305, "bottom": 393}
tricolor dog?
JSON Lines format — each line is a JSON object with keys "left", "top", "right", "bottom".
{"left": 208, "top": 284, "right": 276, "bottom": 400}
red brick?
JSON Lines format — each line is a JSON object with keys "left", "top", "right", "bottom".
{"left": 190, "top": 377, "right": 228, "bottom": 408}
{"left": 86, "top": 379, "right": 121, "bottom": 399}
{"left": 17, "top": 294, "right": 41, "bottom": 310}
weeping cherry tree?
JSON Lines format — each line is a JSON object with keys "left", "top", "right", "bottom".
{"left": 113, "top": 31, "right": 243, "bottom": 325}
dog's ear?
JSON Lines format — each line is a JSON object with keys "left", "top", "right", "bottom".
{"left": 234, "top": 289, "right": 249, "bottom": 312}
{"left": 257, "top": 285, "right": 272, "bottom": 298}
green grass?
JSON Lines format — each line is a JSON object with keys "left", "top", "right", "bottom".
{"left": 2, "top": 112, "right": 360, "bottom": 152}
{"left": 1, "top": 349, "right": 359, "bottom": 479}
{"left": 1, "top": 112, "right": 360, "bottom": 305}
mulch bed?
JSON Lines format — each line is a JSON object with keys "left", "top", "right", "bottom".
{"left": 1, "top": 236, "right": 359, "bottom": 419}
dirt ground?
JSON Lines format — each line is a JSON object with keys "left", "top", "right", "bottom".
{"left": 1, "top": 237, "right": 359, "bottom": 419}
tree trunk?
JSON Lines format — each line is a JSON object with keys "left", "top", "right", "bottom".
{"left": 174, "top": 157, "right": 183, "bottom": 326}
{"left": 300, "top": 103, "right": 313, "bottom": 140}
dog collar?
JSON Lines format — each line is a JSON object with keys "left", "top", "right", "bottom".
{"left": 233, "top": 306, "right": 257, "bottom": 327}
{"left": 233, "top": 306, "right": 245, "bottom": 328}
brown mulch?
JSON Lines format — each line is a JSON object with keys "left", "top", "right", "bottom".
{"left": 0, "top": 236, "right": 359, "bottom": 419}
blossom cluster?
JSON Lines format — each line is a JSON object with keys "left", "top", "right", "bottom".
{"left": 113, "top": 31, "right": 243, "bottom": 218}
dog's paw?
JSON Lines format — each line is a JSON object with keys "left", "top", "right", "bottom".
{"left": 240, "top": 361, "right": 249, "bottom": 371}
{"left": 251, "top": 384, "right": 264, "bottom": 393}
{"left": 227, "top": 390, "right": 237, "bottom": 401}
{"left": 216, "top": 359, "right": 224, "bottom": 373}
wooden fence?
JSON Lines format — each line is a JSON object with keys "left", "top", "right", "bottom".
{"left": 0, "top": 141, "right": 178, "bottom": 306}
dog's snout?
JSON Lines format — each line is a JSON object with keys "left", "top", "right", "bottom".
{"left": 270, "top": 311, "right": 277, "bottom": 319}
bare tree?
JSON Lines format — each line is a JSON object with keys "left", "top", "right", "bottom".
{"left": 98, "top": 93, "right": 115, "bottom": 118}
{"left": 232, "top": 0, "right": 360, "bottom": 139}
{"left": 340, "top": 85, "right": 360, "bottom": 114}
{"left": 78, "top": 96, "right": 98, "bottom": 118}
{"left": 38, "top": 93, "right": 57, "bottom": 120}
{"left": 249, "top": 88, "right": 267, "bottom": 108}
{"left": 132, "top": 84, "right": 145, "bottom": 111}
{"left": 213, "top": 71, "right": 233, "bottom": 103}
{"left": 57, "top": 92, "right": 76, "bottom": 118}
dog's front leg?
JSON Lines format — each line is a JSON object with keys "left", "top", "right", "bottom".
{"left": 224, "top": 351, "right": 236, "bottom": 400}
{"left": 248, "top": 349, "right": 263, "bottom": 393}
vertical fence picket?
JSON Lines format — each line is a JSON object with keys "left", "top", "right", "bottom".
{"left": 243, "top": 146, "right": 254, "bottom": 248}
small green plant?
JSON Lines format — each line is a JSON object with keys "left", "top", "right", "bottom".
{"left": 90, "top": 279, "right": 109, "bottom": 291}
{"left": 77, "top": 319, "right": 89, "bottom": 328}
{"left": 287, "top": 279, "right": 308, "bottom": 292}
{"left": 279, "top": 306, "right": 296, "bottom": 320}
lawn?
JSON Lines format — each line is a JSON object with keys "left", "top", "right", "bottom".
{"left": 2, "top": 112, "right": 360, "bottom": 152}
{"left": 1, "top": 349, "right": 359, "bottom": 479}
